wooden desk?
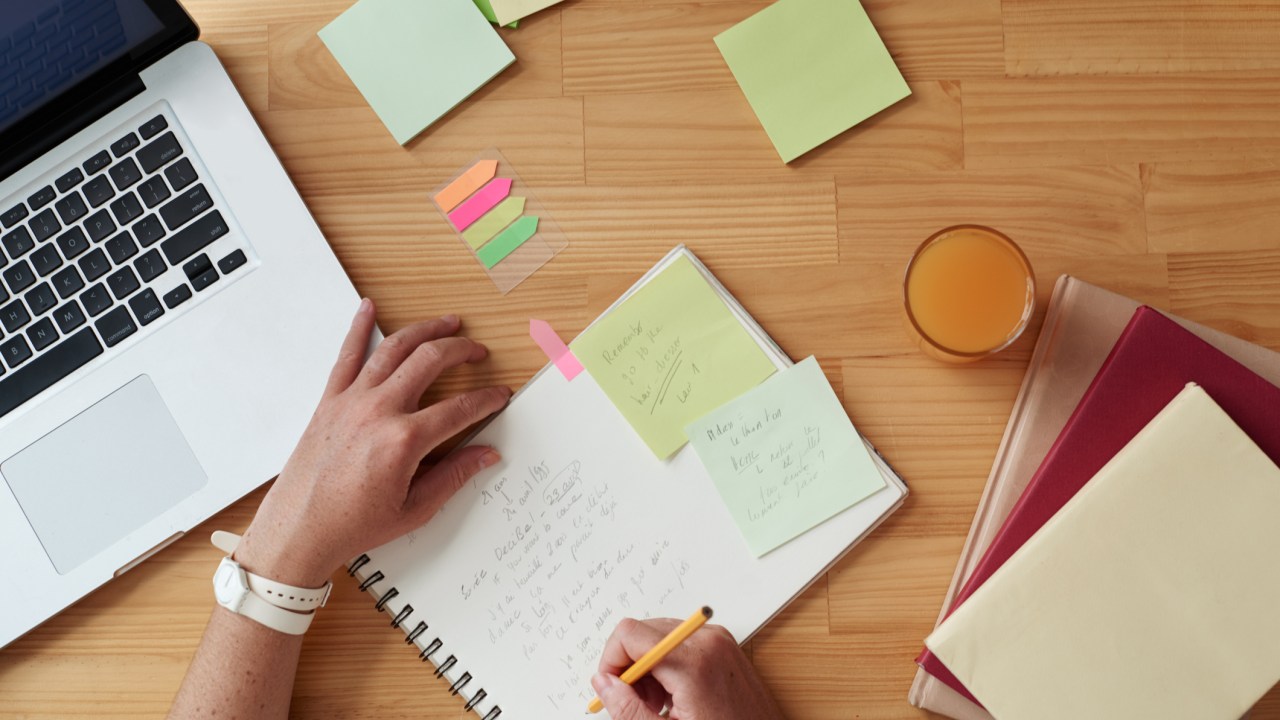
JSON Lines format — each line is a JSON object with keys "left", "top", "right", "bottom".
{"left": 3, "top": 0, "right": 1279, "bottom": 717}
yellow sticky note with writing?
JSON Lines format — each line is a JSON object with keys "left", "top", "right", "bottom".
{"left": 572, "top": 256, "right": 777, "bottom": 458}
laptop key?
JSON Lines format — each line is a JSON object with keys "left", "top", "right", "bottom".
{"left": 82, "top": 150, "right": 112, "bottom": 176}
{"left": 2, "top": 226, "right": 34, "bottom": 258}
{"left": 110, "top": 132, "right": 140, "bottom": 157}
{"left": 27, "top": 186, "right": 55, "bottom": 211}
{"left": 160, "top": 184, "right": 211, "bottom": 231}
{"left": 3, "top": 260, "right": 35, "bottom": 294}
{"left": 1, "top": 298, "right": 30, "bottom": 333}
{"left": 133, "top": 214, "right": 165, "bottom": 247}
{"left": 54, "top": 191, "right": 87, "bottom": 225}
{"left": 218, "top": 249, "right": 248, "bottom": 275}
{"left": 25, "top": 283, "right": 57, "bottom": 316}
{"left": 137, "top": 177, "right": 171, "bottom": 208}
{"left": 2, "top": 203, "right": 28, "bottom": 228}
{"left": 1, "top": 335, "right": 32, "bottom": 369}
{"left": 84, "top": 210, "right": 115, "bottom": 244}
{"left": 31, "top": 244, "right": 62, "bottom": 277}
{"left": 83, "top": 175, "right": 115, "bottom": 208}
{"left": 164, "top": 158, "right": 198, "bottom": 191}
{"left": 26, "top": 318, "right": 58, "bottom": 352}
{"left": 134, "top": 249, "right": 165, "bottom": 283}
{"left": 106, "top": 266, "right": 140, "bottom": 301}
{"left": 191, "top": 267, "right": 219, "bottom": 293}
{"left": 139, "top": 114, "right": 168, "bottom": 140}
{"left": 95, "top": 306, "right": 136, "bottom": 348}
{"left": 161, "top": 211, "right": 228, "bottom": 266}
{"left": 182, "top": 253, "right": 212, "bottom": 281}
{"left": 110, "top": 192, "right": 143, "bottom": 226}
{"left": 53, "top": 300, "right": 86, "bottom": 334}
{"left": 128, "top": 288, "right": 164, "bottom": 326}
{"left": 29, "top": 208, "right": 59, "bottom": 242}
{"left": 57, "top": 226, "right": 90, "bottom": 259}
{"left": 0, "top": 327, "right": 103, "bottom": 418}
{"left": 136, "top": 132, "right": 182, "bottom": 174}
{"left": 162, "top": 285, "right": 192, "bottom": 309}
{"left": 78, "top": 248, "right": 110, "bottom": 282}
{"left": 108, "top": 157, "right": 142, "bottom": 190}
{"left": 104, "top": 232, "right": 138, "bottom": 264}
{"left": 52, "top": 266, "right": 84, "bottom": 299}
{"left": 80, "top": 283, "right": 112, "bottom": 317}
{"left": 54, "top": 167, "right": 83, "bottom": 194}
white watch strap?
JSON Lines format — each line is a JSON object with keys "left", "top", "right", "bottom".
{"left": 237, "top": 590, "right": 315, "bottom": 635}
{"left": 211, "top": 531, "right": 332, "bottom": 612}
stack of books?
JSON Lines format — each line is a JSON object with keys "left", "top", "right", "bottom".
{"left": 910, "top": 277, "right": 1280, "bottom": 720}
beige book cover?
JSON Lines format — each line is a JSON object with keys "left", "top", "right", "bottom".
{"left": 925, "top": 384, "right": 1280, "bottom": 720}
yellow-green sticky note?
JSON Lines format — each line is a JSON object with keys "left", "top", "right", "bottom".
{"left": 463, "top": 196, "right": 525, "bottom": 249}
{"left": 714, "top": 0, "right": 911, "bottom": 163}
{"left": 686, "top": 357, "right": 886, "bottom": 556}
{"left": 477, "top": 215, "right": 538, "bottom": 268}
{"left": 572, "top": 256, "right": 777, "bottom": 459}
{"left": 473, "top": 0, "right": 518, "bottom": 28}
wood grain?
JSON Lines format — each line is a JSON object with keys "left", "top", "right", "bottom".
{"left": 1, "top": 0, "right": 1278, "bottom": 717}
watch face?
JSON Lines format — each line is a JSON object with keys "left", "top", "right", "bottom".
{"left": 213, "top": 560, "right": 248, "bottom": 607}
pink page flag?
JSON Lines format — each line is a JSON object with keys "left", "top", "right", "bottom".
{"left": 529, "top": 318, "right": 583, "bottom": 381}
{"left": 448, "top": 177, "right": 512, "bottom": 231}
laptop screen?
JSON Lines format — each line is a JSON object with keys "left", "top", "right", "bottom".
{"left": 0, "top": 0, "right": 196, "bottom": 179}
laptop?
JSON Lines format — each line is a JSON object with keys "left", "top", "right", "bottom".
{"left": 0, "top": 0, "right": 363, "bottom": 647}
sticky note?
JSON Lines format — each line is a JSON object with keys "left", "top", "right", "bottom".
{"left": 714, "top": 0, "right": 911, "bottom": 163}
{"left": 318, "top": 0, "right": 515, "bottom": 145}
{"left": 686, "top": 357, "right": 886, "bottom": 556}
{"left": 477, "top": 215, "right": 538, "bottom": 268}
{"left": 448, "top": 177, "right": 513, "bottom": 231}
{"left": 463, "top": 196, "right": 525, "bottom": 249}
{"left": 473, "top": 0, "right": 518, "bottom": 28}
{"left": 434, "top": 159, "right": 499, "bottom": 212}
{"left": 530, "top": 319, "right": 583, "bottom": 381}
{"left": 489, "top": 0, "right": 564, "bottom": 26}
{"left": 572, "top": 256, "right": 777, "bottom": 459}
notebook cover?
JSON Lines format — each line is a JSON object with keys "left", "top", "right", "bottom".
{"left": 920, "top": 306, "right": 1280, "bottom": 703}
{"left": 910, "top": 276, "right": 1280, "bottom": 719}
{"left": 925, "top": 384, "right": 1280, "bottom": 720}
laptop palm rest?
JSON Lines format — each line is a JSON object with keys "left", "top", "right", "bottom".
{"left": 1, "top": 376, "right": 208, "bottom": 575}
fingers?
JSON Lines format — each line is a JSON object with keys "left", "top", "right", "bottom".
{"left": 590, "top": 674, "right": 665, "bottom": 720}
{"left": 598, "top": 618, "right": 682, "bottom": 677}
{"left": 402, "top": 445, "right": 502, "bottom": 526}
{"left": 324, "top": 298, "right": 377, "bottom": 398}
{"left": 385, "top": 337, "right": 489, "bottom": 406}
{"left": 410, "top": 386, "right": 511, "bottom": 448}
{"left": 358, "top": 315, "right": 461, "bottom": 388}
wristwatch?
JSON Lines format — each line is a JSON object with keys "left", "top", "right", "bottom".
{"left": 210, "top": 530, "right": 332, "bottom": 635}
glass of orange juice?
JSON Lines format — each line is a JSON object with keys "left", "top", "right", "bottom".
{"left": 903, "top": 225, "right": 1035, "bottom": 362}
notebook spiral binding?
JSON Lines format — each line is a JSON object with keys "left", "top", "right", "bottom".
{"left": 349, "top": 554, "right": 501, "bottom": 719}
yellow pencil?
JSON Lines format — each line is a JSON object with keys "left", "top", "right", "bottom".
{"left": 586, "top": 606, "right": 714, "bottom": 714}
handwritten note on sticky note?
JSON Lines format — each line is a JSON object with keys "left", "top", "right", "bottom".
{"left": 573, "top": 255, "right": 777, "bottom": 459}
{"left": 687, "top": 357, "right": 886, "bottom": 556}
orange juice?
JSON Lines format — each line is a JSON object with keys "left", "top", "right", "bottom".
{"left": 904, "top": 225, "right": 1035, "bottom": 361}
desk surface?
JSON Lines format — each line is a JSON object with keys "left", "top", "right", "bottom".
{"left": 3, "top": 0, "right": 1280, "bottom": 717}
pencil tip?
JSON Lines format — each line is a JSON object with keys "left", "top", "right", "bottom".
{"left": 702, "top": 606, "right": 713, "bottom": 618}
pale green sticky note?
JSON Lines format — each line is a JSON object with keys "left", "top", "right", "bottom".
{"left": 572, "top": 255, "right": 778, "bottom": 459}
{"left": 464, "top": 196, "right": 525, "bottom": 249}
{"left": 687, "top": 357, "right": 886, "bottom": 556}
{"left": 714, "top": 0, "right": 911, "bottom": 163}
{"left": 318, "top": 0, "right": 515, "bottom": 145}
{"left": 477, "top": 215, "right": 538, "bottom": 268}
{"left": 473, "top": 0, "right": 518, "bottom": 28}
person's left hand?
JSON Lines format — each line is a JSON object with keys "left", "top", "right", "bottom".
{"left": 232, "top": 300, "right": 511, "bottom": 587}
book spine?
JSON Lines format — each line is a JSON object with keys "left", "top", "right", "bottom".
{"left": 348, "top": 554, "right": 501, "bottom": 719}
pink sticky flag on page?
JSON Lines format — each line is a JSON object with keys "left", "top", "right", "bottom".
{"left": 448, "top": 177, "right": 513, "bottom": 231}
{"left": 530, "top": 319, "right": 583, "bottom": 381}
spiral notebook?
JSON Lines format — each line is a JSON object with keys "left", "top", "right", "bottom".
{"left": 346, "top": 247, "right": 908, "bottom": 719}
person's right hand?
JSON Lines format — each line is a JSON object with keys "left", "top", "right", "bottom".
{"left": 591, "top": 618, "right": 785, "bottom": 720}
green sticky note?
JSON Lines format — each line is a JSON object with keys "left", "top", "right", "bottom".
{"left": 318, "top": 0, "right": 515, "bottom": 145}
{"left": 477, "top": 215, "right": 538, "bottom": 268}
{"left": 473, "top": 0, "right": 518, "bottom": 28}
{"left": 572, "top": 256, "right": 778, "bottom": 459}
{"left": 687, "top": 357, "right": 886, "bottom": 556}
{"left": 464, "top": 196, "right": 525, "bottom": 249}
{"left": 714, "top": 0, "right": 911, "bottom": 163}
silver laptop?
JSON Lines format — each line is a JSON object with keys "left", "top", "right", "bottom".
{"left": 0, "top": 0, "right": 362, "bottom": 647}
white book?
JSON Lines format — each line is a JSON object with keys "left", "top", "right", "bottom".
{"left": 348, "top": 247, "right": 908, "bottom": 719}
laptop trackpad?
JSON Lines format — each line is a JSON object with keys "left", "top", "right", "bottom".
{"left": 1, "top": 376, "right": 208, "bottom": 575}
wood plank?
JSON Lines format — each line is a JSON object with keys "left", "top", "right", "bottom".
{"left": 964, "top": 74, "right": 1280, "bottom": 168}
{"left": 1145, "top": 160, "right": 1280, "bottom": 254}
{"left": 1168, "top": 250, "right": 1280, "bottom": 352}
{"left": 1004, "top": 0, "right": 1280, "bottom": 76}
{"left": 584, "top": 82, "right": 963, "bottom": 184}
{"left": 828, "top": 535, "right": 965, "bottom": 636}
{"left": 865, "top": 0, "right": 1005, "bottom": 81}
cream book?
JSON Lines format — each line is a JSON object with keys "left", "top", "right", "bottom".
{"left": 925, "top": 384, "right": 1280, "bottom": 720}
{"left": 346, "top": 247, "right": 908, "bottom": 718}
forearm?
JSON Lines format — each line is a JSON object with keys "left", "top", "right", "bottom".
{"left": 168, "top": 606, "right": 304, "bottom": 720}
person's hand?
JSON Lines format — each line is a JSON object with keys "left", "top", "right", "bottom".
{"left": 232, "top": 299, "right": 511, "bottom": 587}
{"left": 592, "top": 618, "right": 785, "bottom": 720}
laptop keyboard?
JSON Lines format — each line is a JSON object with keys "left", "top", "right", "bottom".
{"left": 0, "top": 110, "right": 254, "bottom": 419}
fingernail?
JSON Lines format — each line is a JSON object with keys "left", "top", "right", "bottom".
{"left": 480, "top": 451, "right": 501, "bottom": 469}
{"left": 357, "top": 298, "right": 372, "bottom": 315}
{"left": 443, "top": 313, "right": 459, "bottom": 325}
{"left": 590, "top": 673, "right": 610, "bottom": 695}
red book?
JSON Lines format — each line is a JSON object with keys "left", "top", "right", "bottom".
{"left": 918, "top": 306, "right": 1280, "bottom": 704}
